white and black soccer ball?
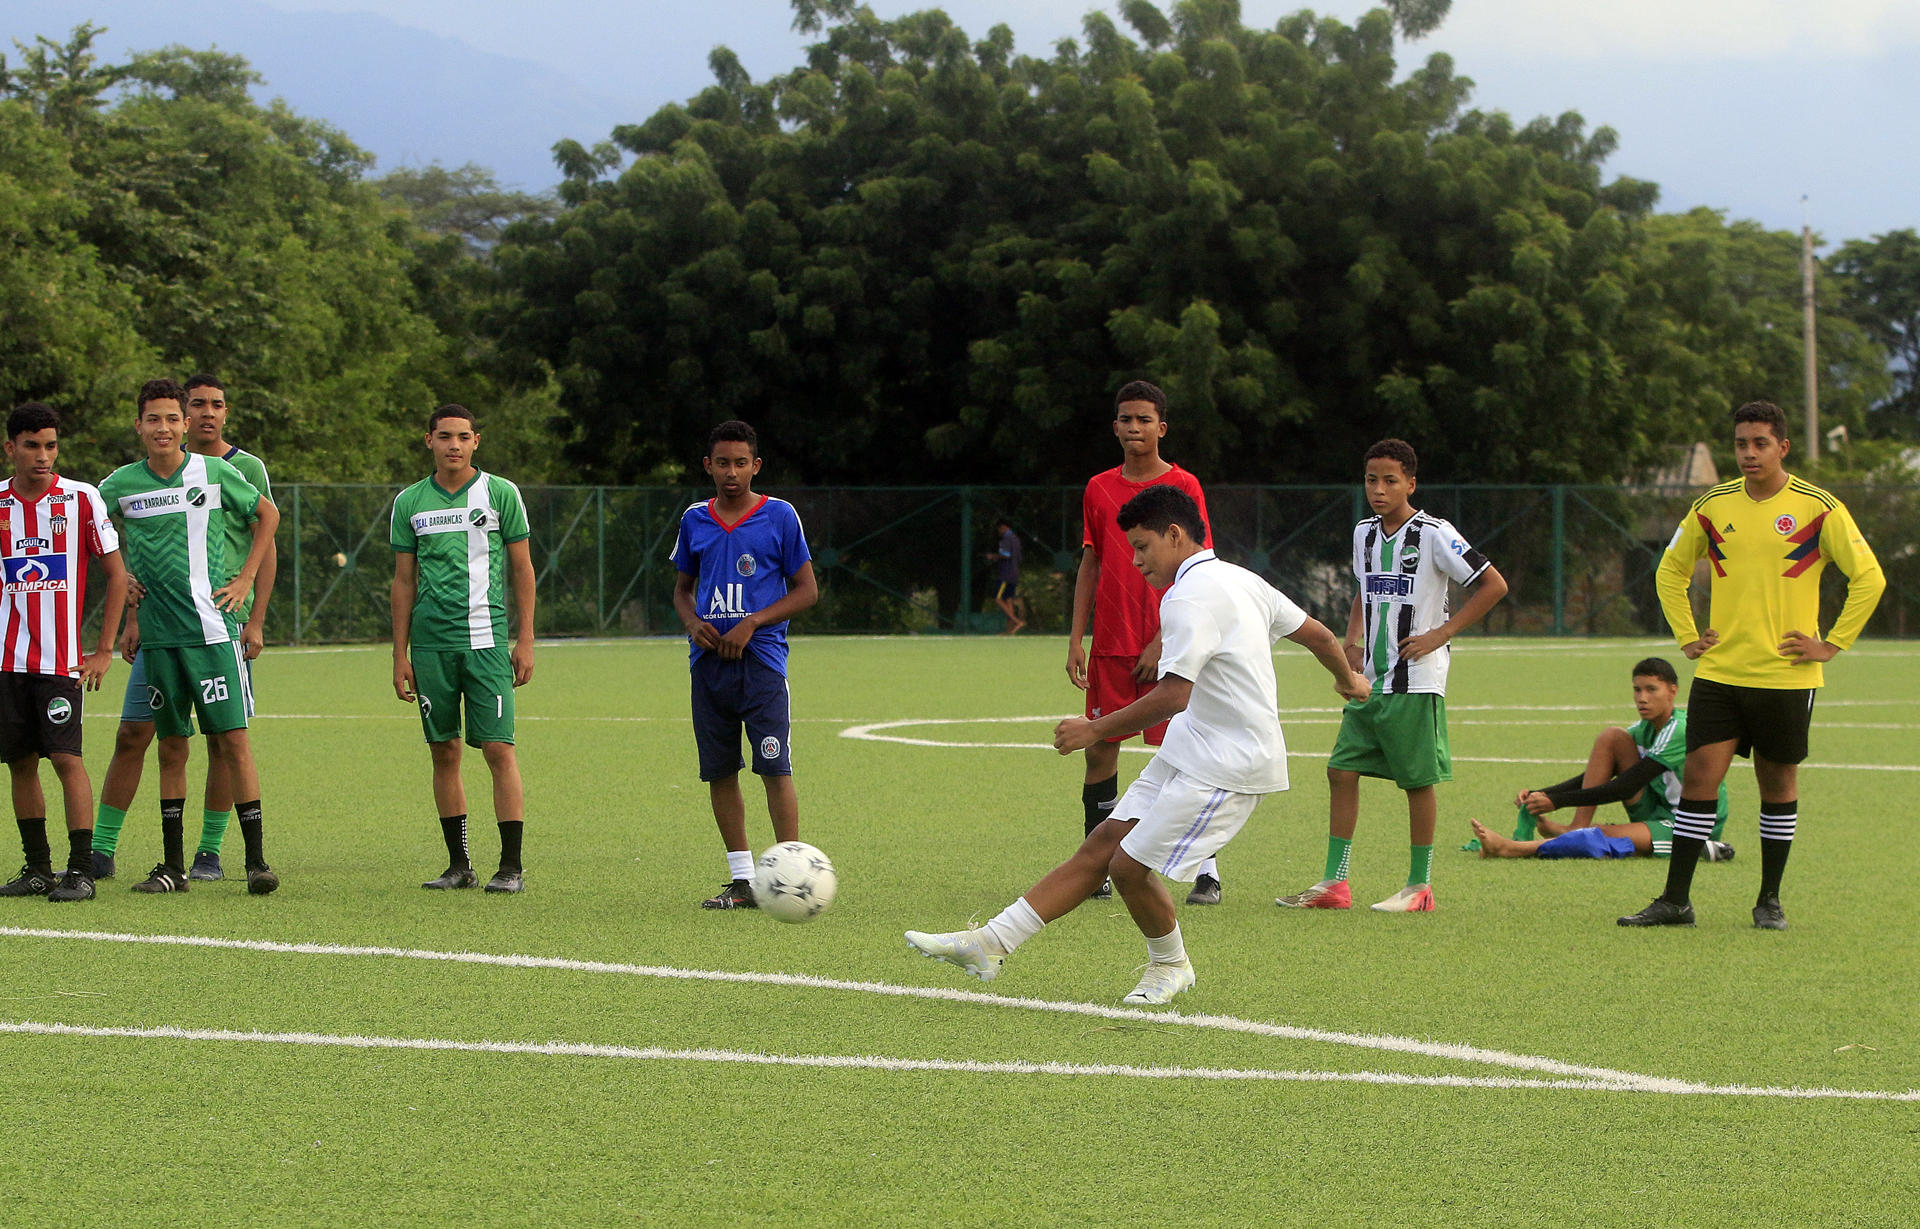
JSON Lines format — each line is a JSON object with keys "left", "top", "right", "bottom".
{"left": 752, "top": 841, "right": 837, "bottom": 923}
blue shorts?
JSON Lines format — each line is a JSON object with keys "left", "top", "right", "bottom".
{"left": 691, "top": 653, "right": 792, "bottom": 781}
{"left": 122, "top": 649, "right": 254, "bottom": 725}
{"left": 1537, "top": 828, "right": 1637, "bottom": 860}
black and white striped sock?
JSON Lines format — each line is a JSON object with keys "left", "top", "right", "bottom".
{"left": 1661, "top": 797, "right": 1720, "bottom": 903}
{"left": 1759, "top": 799, "right": 1797, "bottom": 901}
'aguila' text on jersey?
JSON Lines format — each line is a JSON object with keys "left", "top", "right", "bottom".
{"left": 1656, "top": 477, "right": 1883, "bottom": 689}
{"left": 100, "top": 454, "right": 261, "bottom": 650}
{"left": 1351, "top": 511, "right": 1491, "bottom": 695}
{"left": 0, "top": 478, "right": 119, "bottom": 677}
{"left": 390, "top": 471, "right": 531, "bottom": 653}
{"left": 670, "top": 494, "right": 811, "bottom": 674}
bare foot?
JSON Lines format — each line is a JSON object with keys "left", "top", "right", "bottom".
{"left": 1469, "top": 818, "right": 1500, "bottom": 858}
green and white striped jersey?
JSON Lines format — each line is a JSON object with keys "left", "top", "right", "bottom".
{"left": 216, "top": 446, "right": 272, "bottom": 622}
{"left": 390, "top": 471, "right": 530, "bottom": 652}
{"left": 99, "top": 453, "right": 263, "bottom": 649}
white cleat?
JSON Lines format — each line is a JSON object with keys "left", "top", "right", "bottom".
{"left": 1369, "top": 883, "right": 1435, "bottom": 913}
{"left": 1121, "top": 959, "right": 1196, "bottom": 1005}
{"left": 904, "top": 929, "right": 1007, "bottom": 983}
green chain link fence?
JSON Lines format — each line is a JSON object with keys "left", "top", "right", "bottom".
{"left": 145, "top": 483, "right": 1916, "bottom": 645}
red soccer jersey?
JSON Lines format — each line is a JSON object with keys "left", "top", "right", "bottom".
{"left": 0, "top": 478, "right": 119, "bottom": 677}
{"left": 1081, "top": 463, "right": 1210, "bottom": 657}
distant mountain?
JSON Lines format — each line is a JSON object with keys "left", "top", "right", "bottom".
{"left": 10, "top": 0, "right": 636, "bottom": 190}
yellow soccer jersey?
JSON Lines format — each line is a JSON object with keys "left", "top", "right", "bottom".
{"left": 1656, "top": 476, "right": 1884, "bottom": 689}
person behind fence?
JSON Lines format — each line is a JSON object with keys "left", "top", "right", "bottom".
{"left": 1619, "top": 400, "right": 1884, "bottom": 931}
{"left": 671, "top": 420, "right": 818, "bottom": 911}
{"left": 1468, "top": 657, "right": 1733, "bottom": 862}
{"left": 92, "top": 373, "right": 276, "bottom": 886}
{"left": 1066, "top": 380, "right": 1224, "bottom": 905}
{"left": 390, "top": 403, "right": 536, "bottom": 894}
{"left": 988, "top": 516, "right": 1026, "bottom": 635}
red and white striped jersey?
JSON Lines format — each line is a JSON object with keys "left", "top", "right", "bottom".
{"left": 0, "top": 478, "right": 119, "bottom": 677}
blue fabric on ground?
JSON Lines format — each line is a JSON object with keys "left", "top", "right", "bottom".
{"left": 1537, "top": 827, "right": 1636, "bottom": 859}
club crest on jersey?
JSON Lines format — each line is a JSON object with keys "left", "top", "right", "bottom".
{"left": 1399, "top": 548, "right": 1421, "bottom": 569}
{"left": 735, "top": 553, "right": 757, "bottom": 578}
{"left": 1774, "top": 514, "right": 1796, "bottom": 535}
{"left": 2, "top": 555, "right": 68, "bottom": 593}
{"left": 46, "top": 697, "right": 71, "bottom": 726}
{"left": 48, "top": 516, "right": 66, "bottom": 534}
{"left": 758, "top": 736, "right": 782, "bottom": 759}
{"left": 468, "top": 507, "right": 489, "bottom": 528}
{"left": 186, "top": 487, "right": 207, "bottom": 507}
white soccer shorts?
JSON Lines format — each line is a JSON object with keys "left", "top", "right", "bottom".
{"left": 1115, "top": 757, "right": 1262, "bottom": 883}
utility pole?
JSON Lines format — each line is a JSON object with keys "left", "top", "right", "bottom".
{"left": 1802, "top": 196, "right": 1819, "bottom": 463}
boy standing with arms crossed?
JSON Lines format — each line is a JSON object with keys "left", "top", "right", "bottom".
{"left": 1277, "top": 439, "right": 1507, "bottom": 912}
{"left": 1620, "top": 401, "right": 1882, "bottom": 930}
{"left": 1067, "top": 381, "right": 1222, "bottom": 903}
{"left": 672, "top": 421, "right": 818, "bottom": 910}
{"left": 392, "top": 404, "right": 536, "bottom": 894}
{"left": 0, "top": 403, "right": 129, "bottom": 902}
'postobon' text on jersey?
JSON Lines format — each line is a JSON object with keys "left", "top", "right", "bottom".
{"left": 391, "top": 471, "right": 531, "bottom": 653}
{"left": 1656, "top": 477, "right": 1884, "bottom": 689}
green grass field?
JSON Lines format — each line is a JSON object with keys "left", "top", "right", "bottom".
{"left": 5, "top": 635, "right": 1917, "bottom": 1226}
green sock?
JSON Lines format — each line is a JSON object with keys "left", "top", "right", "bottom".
{"left": 93, "top": 804, "right": 128, "bottom": 855}
{"left": 1323, "top": 836, "right": 1352, "bottom": 882}
{"left": 198, "top": 808, "right": 230, "bottom": 856}
{"left": 1512, "top": 805, "right": 1537, "bottom": 840}
{"left": 1408, "top": 844, "right": 1434, "bottom": 887}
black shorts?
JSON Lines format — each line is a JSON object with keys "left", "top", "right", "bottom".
{"left": 995, "top": 579, "right": 1019, "bottom": 600}
{"left": 1685, "top": 677, "right": 1815, "bottom": 764}
{"left": 0, "top": 673, "right": 84, "bottom": 762}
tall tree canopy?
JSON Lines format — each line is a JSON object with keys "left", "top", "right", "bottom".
{"left": 1832, "top": 228, "right": 1920, "bottom": 439}
{"left": 494, "top": 0, "right": 1833, "bottom": 486}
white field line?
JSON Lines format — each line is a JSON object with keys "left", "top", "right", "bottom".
{"left": 838, "top": 719, "right": 1920, "bottom": 772}
{"left": 1, "top": 1020, "right": 1911, "bottom": 1100}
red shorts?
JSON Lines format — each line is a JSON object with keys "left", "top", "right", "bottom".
{"left": 1085, "top": 654, "right": 1168, "bottom": 746}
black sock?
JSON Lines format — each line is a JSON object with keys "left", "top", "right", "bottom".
{"left": 236, "top": 801, "right": 264, "bottom": 866}
{"left": 16, "top": 817, "right": 50, "bottom": 872}
{"left": 1082, "top": 775, "right": 1119, "bottom": 838}
{"left": 160, "top": 798, "right": 185, "bottom": 871}
{"left": 1758, "top": 799, "right": 1797, "bottom": 901}
{"left": 497, "top": 820, "right": 523, "bottom": 874}
{"left": 67, "top": 828, "right": 93, "bottom": 875}
{"left": 1660, "top": 796, "right": 1719, "bottom": 904}
{"left": 440, "top": 814, "right": 470, "bottom": 868}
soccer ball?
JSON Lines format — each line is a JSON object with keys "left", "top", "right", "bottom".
{"left": 753, "top": 841, "right": 837, "bottom": 923}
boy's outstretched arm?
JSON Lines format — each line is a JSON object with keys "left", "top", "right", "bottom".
{"left": 1287, "top": 616, "right": 1372, "bottom": 702}
{"left": 1400, "top": 565, "right": 1508, "bottom": 662}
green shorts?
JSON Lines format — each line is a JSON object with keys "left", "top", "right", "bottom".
{"left": 1327, "top": 691, "right": 1451, "bottom": 789}
{"left": 413, "top": 647, "right": 515, "bottom": 747}
{"left": 1624, "top": 795, "right": 1678, "bottom": 858}
{"left": 144, "top": 641, "right": 254, "bottom": 740}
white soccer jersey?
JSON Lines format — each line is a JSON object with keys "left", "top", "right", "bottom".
{"left": 1152, "top": 549, "right": 1308, "bottom": 795}
{"left": 1352, "top": 511, "right": 1490, "bottom": 695}
{"left": 0, "top": 478, "right": 119, "bottom": 677}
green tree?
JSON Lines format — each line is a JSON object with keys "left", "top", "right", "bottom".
{"left": 1831, "top": 228, "right": 1920, "bottom": 439}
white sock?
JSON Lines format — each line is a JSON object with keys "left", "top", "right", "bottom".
{"left": 726, "top": 849, "right": 755, "bottom": 881}
{"left": 1145, "top": 924, "right": 1187, "bottom": 966}
{"left": 980, "top": 897, "right": 1045, "bottom": 953}
{"left": 1196, "top": 857, "right": 1219, "bottom": 879}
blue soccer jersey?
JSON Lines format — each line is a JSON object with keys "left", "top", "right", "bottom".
{"left": 669, "top": 495, "right": 812, "bottom": 673}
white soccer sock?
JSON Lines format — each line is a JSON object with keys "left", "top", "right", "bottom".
{"left": 1145, "top": 923, "right": 1187, "bottom": 966}
{"left": 980, "top": 897, "right": 1045, "bottom": 953}
{"left": 726, "top": 849, "right": 755, "bottom": 881}
{"left": 1196, "top": 857, "right": 1219, "bottom": 879}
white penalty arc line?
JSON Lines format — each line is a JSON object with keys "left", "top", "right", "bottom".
{"left": 1, "top": 927, "right": 1910, "bottom": 1101}
{"left": 837, "top": 719, "right": 1920, "bottom": 772}
{"left": 1, "top": 1019, "right": 1909, "bottom": 1100}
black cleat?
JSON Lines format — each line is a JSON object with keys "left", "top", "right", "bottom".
{"left": 131, "top": 863, "right": 189, "bottom": 894}
{"left": 1752, "top": 895, "right": 1788, "bottom": 931}
{"left": 1617, "top": 897, "right": 1694, "bottom": 927}
{"left": 1705, "top": 841, "right": 1736, "bottom": 863}
{"left": 48, "top": 872, "right": 95, "bottom": 902}
{"left": 188, "top": 851, "right": 225, "bottom": 881}
{"left": 244, "top": 862, "right": 279, "bottom": 896}
{"left": 701, "top": 879, "right": 755, "bottom": 910}
{"left": 91, "top": 850, "right": 115, "bottom": 880}
{"left": 423, "top": 865, "right": 478, "bottom": 890}
{"left": 1090, "top": 878, "right": 1113, "bottom": 901}
{"left": 0, "top": 866, "right": 59, "bottom": 897}
{"left": 484, "top": 870, "right": 524, "bottom": 894}
{"left": 1185, "top": 873, "right": 1222, "bottom": 906}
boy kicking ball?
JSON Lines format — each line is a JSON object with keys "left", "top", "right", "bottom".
{"left": 906, "top": 487, "right": 1366, "bottom": 1004}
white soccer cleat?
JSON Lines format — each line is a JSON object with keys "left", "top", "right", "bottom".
{"left": 1121, "top": 959, "right": 1196, "bottom": 1005}
{"left": 1369, "top": 884, "right": 1435, "bottom": 912}
{"left": 904, "top": 929, "right": 1007, "bottom": 983}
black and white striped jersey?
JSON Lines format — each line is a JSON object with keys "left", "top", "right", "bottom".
{"left": 1351, "top": 511, "right": 1490, "bottom": 695}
